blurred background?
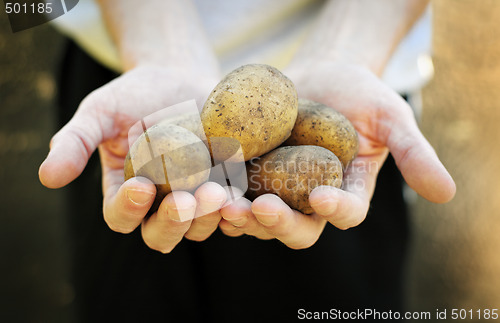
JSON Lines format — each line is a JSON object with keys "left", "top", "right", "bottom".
{"left": 1, "top": 1, "right": 499, "bottom": 322}
{"left": 406, "top": 0, "right": 500, "bottom": 319}
{"left": 0, "top": 5, "right": 75, "bottom": 323}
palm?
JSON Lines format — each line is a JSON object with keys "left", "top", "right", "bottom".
{"left": 219, "top": 62, "right": 455, "bottom": 249}
{"left": 287, "top": 63, "right": 402, "bottom": 205}
{"left": 41, "top": 65, "right": 217, "bottom": 189}
{"left": 40, "top": 65, "right": 229, "bottom": 253}
{"left": 287, "top": 62, "right": 451, "bottom": 204}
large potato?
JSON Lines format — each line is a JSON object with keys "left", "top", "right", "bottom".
{"left": 246, "top": 146, "right": 343, "bottom": 214}
{"left": 201, "top": 64, "right": 298, "bottom": 162}
{"left": 124, "top": 123, "right": 211, "bottom": 212}
{"left": 284, "top": 98, "right": 359, "bottom": 168}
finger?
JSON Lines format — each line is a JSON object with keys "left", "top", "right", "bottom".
{"left": 218, "top": 219, "right": 244, "bottom": 237}
{"left": 141, "top": 191, "right": 196, "bottom": 253}
{"left": 193, "top": 182, "right": 227, "bottom": 217}
{"left": 39, "top": 95, "right": 108, "bottom": 188}
{"left": 380, "top": 99, "right": 456, "bottom": 203}
{"left": 220, "top": 195, "right": 252, "bottom": 227}
{"left": 251, "top": 194, "right": 326, "bottom": 249}
{"left": 309, "top": 187, "right": 367, "bottom": 230}
{"left": 309, "top": 154, "right": 385, "bottom": 230}
{"left": 219, "top": 186, "right": 272, "bottom": 239}
{"left": 222, "top": 185, "right": 245, "bottom": 205}
{"left": 220, "top": 196, "right": 273, "bottom": 240}
{"left": 102, "top": 175, "right": 156, "bottom": 233}
{"left": 184, "top": 182, "right": 226, "bottom": 241}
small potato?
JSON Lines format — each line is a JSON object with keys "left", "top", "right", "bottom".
{"left": 201, "top": 64, "right": 298, "bottom": 162}
{"left": 246, "top": 146, "right": 343, "bottom": 214}
{"left": 284, "top": 98, "right": 359, "bottom": 168}
{"left": 124, "top": 123, "right": 211, "bottom": 212}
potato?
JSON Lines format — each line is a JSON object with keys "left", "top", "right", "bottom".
{"left": 284, "top": 98, "right": 359, "bottom": 168}
{"left": 156, "top": 111, "right": 205, "bottom": 139}
{"left": 246, "top": 145, "right": 343, "bottom": 214}
{"left": 124, "top": 123, "right": 211, "bottom": 212}
{"left": 201, "top": 64, "right": 298, "bottom": 162}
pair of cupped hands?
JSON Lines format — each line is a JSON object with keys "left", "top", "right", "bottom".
{"left": 38, "top": 61, "right": 456, "bottom": 253}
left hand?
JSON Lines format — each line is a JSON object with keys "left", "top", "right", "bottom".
{"left": 39, "top": 65, "right": 226, "bottom": 253}
{"left": 219, "top": 61, "right": 456, "bottom": 249}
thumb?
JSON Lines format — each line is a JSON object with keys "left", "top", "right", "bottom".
{"left": 39, "top": 111, "right": 104, "bottom": 188}
{"left": 382, "top": 99, "right": 456, "bottom": 203}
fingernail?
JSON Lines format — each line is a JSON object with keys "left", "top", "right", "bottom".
{"left": 254, "top": 210, "right": 279, "bottom": 226}
{"left": 198, "top": 198, "right": 225, "bottom": 214}
{"left": 228, "top": 216, "right": 248, "bottom": 227}
{"left": 311, "top": 197, "right": 337, "bottom": 215}
{"left": 127, "top": 189, "right": 154, "bottom": 205}
{"left": 167, "top": 206, "right": 194, "bottom": 222}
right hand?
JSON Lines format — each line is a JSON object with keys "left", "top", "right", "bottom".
{"left": 219, "top": 61, "right": 456, "bottom": 249}
{"left": 39, "top": 65, "right": 227, "bottom": 253}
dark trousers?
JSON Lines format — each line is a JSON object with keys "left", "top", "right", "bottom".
{"left": 58, "top": 41, "right": 409, "bottom": 323}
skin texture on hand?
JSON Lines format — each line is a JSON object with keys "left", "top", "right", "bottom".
{"left": 220, "top": 0, "right": 452, "bottom": 250}
{"left": 40, "top": 0, "right": 450, "bottom": 252}
{"left": 39, "top": 66, "right": 229, "bottom": 253}
{"left": 219, "top": 62, "right": 456, "bottom": 249}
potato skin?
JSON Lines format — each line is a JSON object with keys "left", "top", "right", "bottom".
{"left": 156, "top": 112, "right": 205, "bottom": 139}
{"left": 124, "top": 123, "right": 211, "bottom": 212}
{"left": 246, "top": 146, "right": 343, "bottom": 214}
{"left": 201, "top": 64, "right": 298, "bottom": 162}
{"left": 284, "top": 98, "right": 359, "bottom": 168}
